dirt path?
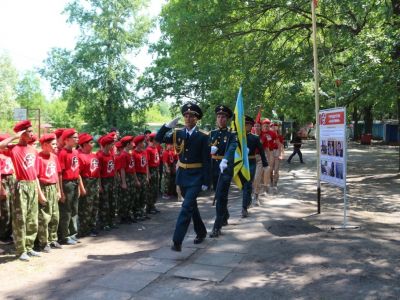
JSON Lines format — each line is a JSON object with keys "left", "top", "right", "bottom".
{"left": 1, "top": 141, "right": 399, "bottom": 299}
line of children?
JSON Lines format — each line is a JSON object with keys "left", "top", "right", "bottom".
{"left": 0, "top": 121, "right": 177, "bottom": 261}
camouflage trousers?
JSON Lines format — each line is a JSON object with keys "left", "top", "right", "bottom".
{"left": 0, "top": 175, "right": 15, "bottom": 240}
{"left": 119, "top": 173, "right": 137, "bottom": 219}
{"left": 78, "top": 178, "right": 99, "bottom": 236}
{"left": 12, "top": 180, "right": 38, "bottom": 255}
{"left": 147, "top": 167, "right": 159, "bottom": 211}
{"left": 37, "top": 183, "right": 59, "bottom": 246}
{"left": 99, "top": 177, "right": 116, "bottom": 227}
{"left": 161, "top": 167, "right": 176, "bottom": 195}
{"left": 58, "top": 180, "right": 79, "bottom": 241}
{"left": 135, "top": 173, "right": 148, "bottom": 216}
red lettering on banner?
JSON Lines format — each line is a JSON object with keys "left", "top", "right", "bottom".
{"left": 320, "top": 111, "right": 344, "bottom": 125}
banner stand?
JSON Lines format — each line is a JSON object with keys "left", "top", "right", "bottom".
{"left": 331, "top": 186, "right": 360, "bottom": 230}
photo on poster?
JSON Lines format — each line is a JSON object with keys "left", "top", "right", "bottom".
{"left": 327, "top": 140, "right": 335, "bottom": 156}
{"left": 335, "top": 162, "right": 344, "bottom": 179}
{"left": 335, "top": 140, "right": 344, "bottom": 157}
{"left": 321, "top": 140, "right": 327, "bottom": 154}
{"left": 321, "top": 160, "right": 329, "bottom": 175}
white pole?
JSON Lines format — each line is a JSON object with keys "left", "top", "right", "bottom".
{"left": 311, "top": 0, "right": 321, "bottom": 213}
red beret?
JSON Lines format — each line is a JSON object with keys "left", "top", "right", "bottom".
{"left": 39, "top": 133, "right": 56, "bottom": 144}
{"left": 99, "top": 134, "right": 115, "bottom": 147}
{"left": 13, "top": 120, "right": 32, "bottom": 133}
{"left": 0, "top": 133, "right": 11, "bottom": 142}
{"left": 61, "top": 128, "right": 77, "bottom": 140}
{"left": 120, "top": 135, "right": 134, "bottom": 145}
{"left": 54, "top": 128, "right": 65, "bottom": 138}
{"left": 78, "top": 133, "right": 93, "bottom": 145}
{"left": 115, "top": 141, "right": 124, "bottom": 149}
{"left": 262, "top": 118, "right": 271, "bottom": 125}
{"left": 133, "top": 135, "right": 145, "bottom": 145}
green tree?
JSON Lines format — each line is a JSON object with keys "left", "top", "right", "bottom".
{"left": 15, "top": 70, "right": 46, "bottom": 110}
{"left": 139, "top": 0, "right": 398, "bottom": 133}
{"left": 0, "top": 52, "right": 18, "bottom": 123}
{"left": 41, "top": 0, "right": 153, "bottom": 132}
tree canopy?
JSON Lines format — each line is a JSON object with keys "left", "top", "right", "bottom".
{"left": 41, "top": 0, "right": 153, "bottom": 132}
{"left": 139, "top": 0, "right": 399, "bottom": 133}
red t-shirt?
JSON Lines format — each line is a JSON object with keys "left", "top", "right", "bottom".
{"left": 162, "top": 149, "right": 176, "bottom": 165}
{"left": 146, "top": 146, "right": 160, "bottom": 168}
{"left": 78, "top": 151, "right": 100, "bottom": 178}
{"left": 58, "top": 148, "right": 80, "bottom": 180}
{"left": 132, "top": 150, "right": 148, "bottom": 174}
{"left": 114, "top": 152, "right": 123, "bottom": 173}
{"left": 0, "top": 151, "right": 14, "bottom": 175}
{"left": 97, "top": 150, "right": 115, "bottom": 178}
{"left": 261, "top": 130, "right": 277, "bottom": 150}
{"left": 121, "top": 151, "right": 136, "bottom": 174}
{"left": 38, "top": 152, "right": 61, "bottom": 184}
{"left": 10, "top": 144, "right": 39, "bottom": 181}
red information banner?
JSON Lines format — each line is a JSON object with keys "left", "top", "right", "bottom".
{"left": 319, "top": 111, "right": 345, "bottom": 126}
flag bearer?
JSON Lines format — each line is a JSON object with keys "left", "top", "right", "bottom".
{"left": 209, "top": 105, "right": 237, "bottom": 238}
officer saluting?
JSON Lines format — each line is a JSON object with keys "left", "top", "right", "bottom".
{"left": 209, "top": 105, "right": 237, "bottom": 238}
{"left": 156, "top": 103, "right": 210, "bottom": 252}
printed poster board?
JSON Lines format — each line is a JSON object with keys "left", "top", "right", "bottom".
{"left": 319, "top": 107, "right": 346, "bottom": 188}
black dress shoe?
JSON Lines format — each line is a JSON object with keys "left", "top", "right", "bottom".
{"left": 171, "top": 242, "right": 182, "bottom": 252}
{"left": 209, "top": 229, "right": 220, "bottom": 238}
{"left": 193, "top": 235, "right": 206, "bottom": 244}
{"left": 241, "top": 208, "right": 248, "bottom": 218}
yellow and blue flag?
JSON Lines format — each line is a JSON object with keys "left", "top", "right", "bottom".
{"left": 230, "top": 87, "right": 250, "bottom": 189}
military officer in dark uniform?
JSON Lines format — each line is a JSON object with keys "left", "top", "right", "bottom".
{"left": 209, "top": 105, "right": 237, "bottom": 238}
{"left": 243, "top": 115, "right": 268, "bottom": 217}
{"left": 156, "top": 103, "right": 210, "bottom": 252}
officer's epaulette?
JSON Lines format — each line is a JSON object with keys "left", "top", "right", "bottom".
{"left": 198, "top": 129, "right": 209, "bottom": 135}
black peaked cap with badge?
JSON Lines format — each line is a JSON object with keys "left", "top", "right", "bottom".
{"left": 215, "top": 105, "right": 233, "bottom": 119}
{"left": 245, "top": 115, "right": 255, "bottom": 125}
{"left": 181, "top": 102, "right": 203, "bottom": 120}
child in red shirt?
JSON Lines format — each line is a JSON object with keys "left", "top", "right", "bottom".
{"left": 0, "top": 134, "right": 15, "bottom": 243}
{"left": 132, "top": 135, "right": 150, "bottom": 220}
{"left": 77, "top": 133, "right": 100, "bottom": 237}
{"left": 161, "top": 143, "right": 177, "bottom": 199}
{"left": 37, "top": 134, "right": 62, "bottom": 252}
{"left": 0, "top": 120, "right": 44, "bottom": 261}
{"left": 58, "top": 128, "right": 81, "bottom": 245}
{"left": 97, "top": 133, "right": 117, "bottom": 230}
{"left": 146, "top": 133, "right": 161, "bottom": 214}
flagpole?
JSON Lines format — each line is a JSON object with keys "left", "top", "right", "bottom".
{"left": 311, "top": 0, "right": 321, "bottom": 214}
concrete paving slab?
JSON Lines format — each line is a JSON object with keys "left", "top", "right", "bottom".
{"left": 194, "top": 250, "right": 244, "bottom": 268}
{"left": 173, "top": 263, "right": 233, "bottom": 282}
{"left": 91, "top": 270, "right": 160, "bottom": 293}
{"left": 183, "top": 234, "right": 216, "bottom": 249}
{"left": 150, "top": 246, "right": 197, "bottom": 260}
{"left": 137, "top": 275, "right": 211, "bottom": 300}
{"left": 125, "top": 257, "right": 179, "bottom": 273}
{"left": 206, "top": 239, "right": 249, "bottom": 254}
{"left": 67, "top": 286, "right": 132, "bottom": 300}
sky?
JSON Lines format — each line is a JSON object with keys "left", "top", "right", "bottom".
{"left": 0, "top": 0, "right": 164, "bottom": 98}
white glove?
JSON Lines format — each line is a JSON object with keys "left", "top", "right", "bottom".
{"left": 210, "top": 146, "right": 218, "bottom": 154}
{"left": 166, "top": 116, "right": 180, "bottom": 129}
{"left": 247, "top": 147, "right": 250, "bottom": 154}
{"left": 219, "top": 158, "right": 228, "bottom": 173}
{"left": 201, "top": 185, "right": 208, "bottom": 191}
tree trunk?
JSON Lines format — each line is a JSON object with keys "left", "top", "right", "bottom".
{"left": 362, "top": 105, "right": 373, "bottom": 134}
{"left": 352, "top": 104, "right": 360, "bottom": 140}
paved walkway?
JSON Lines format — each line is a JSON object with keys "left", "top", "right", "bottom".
{"left": 1, "top": 141, "right": 399, "bottom": 299}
